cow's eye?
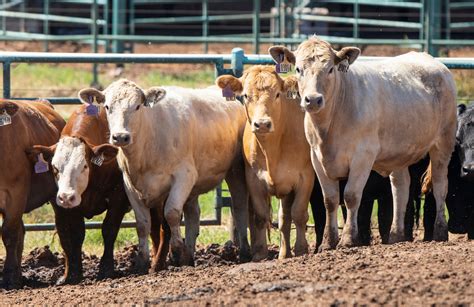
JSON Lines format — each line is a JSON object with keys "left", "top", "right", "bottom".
{"left": 296, "top": 67, "right": 301, "bottom": 74}
{"left": 136, "top": 105, "right": 140, "bottom": 111}
{"left": 276, "top": 93, "right": 280, "bottom": 98}
{"left": 84, "top": 164, "right": 88, "bottom": 170}
{"left": 243, "top": 94, "right": 248, "bottom": 99}
{"left": 105, "top": 105, "right": 109, "bottom": 111}
{"left": 329, "top": 67, "right": 334, "bottom": 74}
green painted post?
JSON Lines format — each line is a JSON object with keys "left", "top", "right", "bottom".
{"left": 3, "top": 61, "right": 10, "bottom": 99}
{"left": 353, "top": 0, "right": 359, "bottom": 39}
{"left": 92, "top": 0, "right": 99, "bottom": 86}
{"left": 231, "top": 47, "right": 244, "bottom": 77}
{"left": 427, "top": 0, "right": 441, "bottom": 55}
{"left": 43, "top": 0, "right": 49, "bottom": 52}
{"left": 112, "top": 0, "right": 126, "bottom": 53}
{"left": 445, "top": 0, "right": 451, "bottom": 40}
{"left": 253, "top": 0, "right": 261, "bottom": 54}
{"left": 2, "top": 0, "right": 5, "bottom": 36}
{"left": 202, "top": 0, "right": 208, "bottom": 53}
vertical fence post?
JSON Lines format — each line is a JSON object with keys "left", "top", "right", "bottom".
{"left": 3, "top": 61, "right": 11, "bottom": 99}
{"left": 353, "top": 0, "right": 359, "bottom": 39}
{"left": 253, "top": 0, "right": 260, "bottom": 54}
{"left": 43, "top": 0, "right": 49, "bottom": 52}
{"left": 231, "top": 47, "right": 244, "bottom": 77}
{"left": 202, "top": 0, "right": 209, "bottom": 53}
{"left": 1, "top": 0, "right": 6, "bottom": 36}
{"left": 426, "top": 0, "right": 441, "bottom": 56}
{"left": 112, "top": 0, "right": 126, "bottom": 53}
{"left": 91, "top": 0, "right": 99, "bottom": 86}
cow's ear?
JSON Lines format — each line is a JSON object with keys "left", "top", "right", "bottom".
{"left": 268, "top": 46, "right": 296, "bottom": 65}
{"left": 215, "top": 75, "right": 243, "bottom": 94}
{"left": 283, "top": 75, "right": 300, "bottom": 100}
{"left": 144, "top": 87, "right": 166, "bottom": 107}
{"left": 335, "top": 47, "right": 360, "bottom": 65}
{"left": 92, "top": 144, "right": 118, "bottom": 164}
{"left": 78, "top": 88, "right": 105, "bottom": 105}
{"left": 457, "top": 104, "right": 467, "bottom": 116}
{"left": 26, "top": 144, "right": 56, "bottom": 163}
{"left": 0, "top": 101, "right": 20, "bottom": 117}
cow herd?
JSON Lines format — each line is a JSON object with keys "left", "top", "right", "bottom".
{"left": 0, "top": 37, "right": 473, "bottom": 290}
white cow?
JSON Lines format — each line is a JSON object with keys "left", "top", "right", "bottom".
{"left": 78, "top": 79, "right": 251, "bottom": 268}
{"left": 269, "top": 37, "right": 456, "bottom": 249}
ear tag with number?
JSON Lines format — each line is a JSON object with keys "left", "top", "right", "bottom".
{"left": 0, "top": 110, "right": 12, "bottom": 127}
{"left": 91, "top": 153, "right": 104, "bottom": 167}
{"left": 34, "top": 153, "right": 49, "bottom": 174}
{"left": 276, "top": 54, "right": 291, "bottom": 74}
{"left": 338, "top": 58, "right": 349, "bottom": 73}
{"left": 286, "top": 91, "right": 299, "bottom": 100}
{"left": 222, "top": 85, "right": 235, "bottom": 101}
{"left": 86, "top": 96, "right": 99, "bottom": 116}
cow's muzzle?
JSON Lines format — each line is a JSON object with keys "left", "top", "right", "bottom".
{"left": 301, "top": 94, "right": 324, "bottom": 113}
{"left": 112, "top": 132, "right": 131, "bottom": 146}
{"left": 252, "top": 118, "right": 273, "bottom": 134}
{"left": 57, "top": 191, "right": 80, "bottom": 208}
{"left": 460, "top": 163, "right": 474, "bottom": 180}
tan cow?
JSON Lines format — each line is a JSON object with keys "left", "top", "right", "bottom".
{"left": 77, "top": 79, "right": 251, "bottom": 268}
{"left": 269, "top": 37, "right": 456, "bottom": 249}
{"left": 216, "top": 66, "right": 314, "bottom": 261}
{"left": 0, "top": 99, "right": 65, "bottom": 289}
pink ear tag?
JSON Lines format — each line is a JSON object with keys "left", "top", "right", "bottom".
{"left": 34, "top": 153, "right": 49, "bottom": 174}
{"left": 222, "top": 85, "right": 235, "bottom": 101}
{"left": 0, "top": 110, "right": 12, "bottom": 127}
{"left": 86, "top": 96, "right": 99, "bottom": 116}
{"left": 91, "top": 153, "right": 104, "bottom": 167}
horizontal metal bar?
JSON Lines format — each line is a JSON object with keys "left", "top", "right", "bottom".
{"left": 51, "top": 0, "right": 108, "bottom": 5}
{"left": 134, "top": 13, "right": 272, "bottom": 24}
{"left": 23, "top": 219, "right": 221, "bottom": 231}
{"left": 431, "top": 39, "right": 474, "bottom": 47}
{"left": 296, "top": 14, "right": 422, "bottom": 29}
{"left": 0, "top": 11, "right": 106, "bottom": 25}
{"left": 0, "top": 0, "right": 23, "bottom": 10}
{"left": 449, "top": 22, "right": 474, "bottom": 29}
{"left": 449, "top": 2, "right": 474, "bottom": 9}
{"left": 314, "top": 0, "right": 423, "bottom": 9}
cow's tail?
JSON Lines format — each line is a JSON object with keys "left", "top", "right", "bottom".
{"left": 421, "top": 162, "right": 433, "bottom": 195}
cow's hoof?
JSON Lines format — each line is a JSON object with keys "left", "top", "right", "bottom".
{"left": 239, "top": 249, "right": 252, "bottom": 263}
{"left": 56, "top": 274, "right": 82, "bottom": 286}
{"left": 149, "top": 261, "right": 167, "bottom": 273}
{"left": 3, "top": 273, "right": 22, "bottom": 290}
{"left": 433, "top": 223, "right": 448, "bottom": 242}
{"left": 171, "top": 247, "right": 194, "bottom": 267}
{"left": 338, "top": 235, "right": 359, "bottom": 248}
{"left": 251, "top": 251, "right": 268, "bottom": 262}
{"left": 278, "top": 250, "right": 292, "bottom": 260}
{"left": 98, "top": 260, "right": 115, "bottom": 280}
{"left": 294, "top": 244, "right": 309, "bottom": 257}
{"left": 133, "top": 256, "right": 150, "bottom": 275}
{"left": 388, "top": 230, "right": 406, "bottom": 244}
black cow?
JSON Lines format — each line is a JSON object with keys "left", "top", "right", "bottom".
{"left": 424, "top": 104, "right": 474, "bottom": 240}
{"left": 311, "top": 157, "right": 429, "bottom": 250}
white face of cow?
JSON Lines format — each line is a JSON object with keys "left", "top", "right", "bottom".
{"left": 78, "top": 80, "right": 167, "bottom": 148}
{"left": 52, "top": 137, "right": 90, "bottom": 208}
{"left": 269, "top": 38, "right": 360, "bottom": 114}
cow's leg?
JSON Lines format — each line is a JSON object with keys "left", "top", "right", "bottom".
{"left": 311, "top": 151, "right": 340, "bottom": 251}
{"left": 98, "top": 197, "right": 129, "bottom": 279}
{"left": 278, "top": 195, "right": 293, "bottom": 259}
{"left": 225, "top": 160, "right": 251, "bottom": 263}
{"left": 388, "top": 168, "right": 411, "bottom": 243}
{"left": 246, "top": 170, "right": 270, "bottom": 261}
{"left": 183, "top": 196, "right": 200, "bottom": 257}
{"left": 2, "top": 208, "right": 25, "bottom": 289}
{"left": 149, "top": 205, "right": 170, "bottom": 272}
{"left": 53, "top": 204, "right": 85, "bottom": 285}
{"left": 164, "top": 166, "right": 197, "bottom": 266}
{"left": 292, "top": 178, "right": 312, "bottom": 256}
{"left": 428, "top": 148, "right": 451, "bottom": 241}
{"left": 378, "top": 193, "right": 393, "bottom": 244}
{"left": 339, "top": 158, "right": 373, "bottom": 248}
{"left": 357, "top": 199, "right": 374, "bottom": 246}
{"left": 309, "top": 179, "right": 325, "bottom": 252}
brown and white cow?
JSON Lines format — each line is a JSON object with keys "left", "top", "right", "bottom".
{"left": 0, "top": 99, "right": 65, "bottom": 289}
{"left": 216, "top": 66, "right": 314, "bottom": 261}
{"left": 269, "top": 37, "right": 456, "bottom": 249}
{"left": 78, "top": 79, "right": 251, "bottom": 268}
{"left": 30, "top": 104, "right": 133, "bottom": 283}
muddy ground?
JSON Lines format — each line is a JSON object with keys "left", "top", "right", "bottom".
{"left": 0, "top": 238, "right": 472, "bottom": 305}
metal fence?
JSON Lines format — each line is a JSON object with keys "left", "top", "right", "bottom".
{"left": 1, "top": 49, "right": 474, "bottom": 231}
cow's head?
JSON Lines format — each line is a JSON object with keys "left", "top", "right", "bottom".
{"left": 29, "top": 137, "right": 118, "bottom": 208}
{"left": 78, "top": 79, "right": 165, "bottom": 147}
{"left": 269, "top": 37, "right": 360, "bottom": 114}
{"left": 456, "top": 104, "right": 474, "bottom": 180}
{"left": 216, "top": 66, "right": 299, "bottom": 134}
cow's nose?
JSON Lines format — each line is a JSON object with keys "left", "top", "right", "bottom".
{"left": 304, "top": 94, "right": 323, "bottom": 107}
{"left": 112, "top": 133, "right": 131, "bottom": 146}
{"left": 58, "top": 192, "right": 75, "bottom": 205}
{"left": 252, "top": 118, "right": 273, "bottom": 133}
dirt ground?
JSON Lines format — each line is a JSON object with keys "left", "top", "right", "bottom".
{"left": 0, "top": 237, "right": 472, "bottom": 305}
